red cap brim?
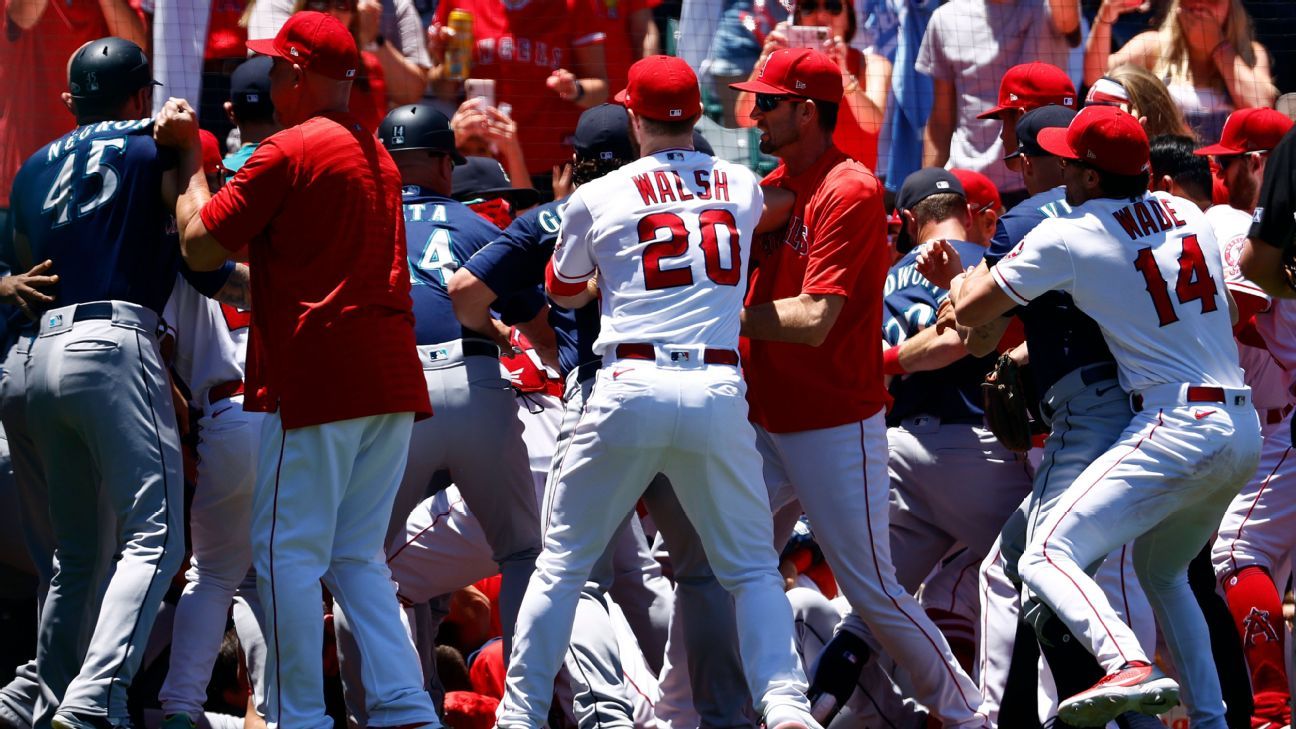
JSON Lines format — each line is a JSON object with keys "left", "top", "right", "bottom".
{"left": 729, "top": 79, "right": 790, "bottom": 95}
{"left": 613, "top": 88, "right": 629, "bottom": 106}
{"left": 1036, "top": 127, "right": 1078, "bottom": 160}
{"left": 976, "top": 104, "right": 1013, "bottom": 120}
{"left": 245, "top": 38, "right": 286, "bottom": 59}
{"left": 1194, "top": 142, "right": 1244, "bottom": 157}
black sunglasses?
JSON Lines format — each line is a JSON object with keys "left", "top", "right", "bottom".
{"left": 755, "top": 93, "right": 805, "bottom": 112}
{"left": 799, "top": 0, "right": 844, "bottom": 13}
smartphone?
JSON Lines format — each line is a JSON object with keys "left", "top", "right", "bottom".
{"left": 787, "top": 25, "right": 830, "bottom": 49}
{"left": 465, "top": 78, "right": 496, "bottom": 109}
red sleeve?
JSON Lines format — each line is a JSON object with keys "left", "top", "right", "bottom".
{"left": 200, "top": 136, "right": 294, "bottom": 252}
{"left": 802, "top": 170, "right": 887, "bottom": 298}
{"left": 433, "top": 0, "right": 452, "bottom": 25}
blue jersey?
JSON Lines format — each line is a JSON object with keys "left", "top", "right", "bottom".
{"left": 403, "top": 185, "right": 539, "bottom": 345}
{"left": 883, "top": 239, "right": 994, "bottom": 426}
{"left": 9, "top": 119, "right": 178, "bottom": 315}
{"left": 986, "top": 186, "right": 1113, "bottom": 396}
{"left": 462, "top": 199, "right": 598, "bottom": 377}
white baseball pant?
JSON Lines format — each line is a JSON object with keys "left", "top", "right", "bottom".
{"left": 1211, "top": 409, "right": 1295, "bottom": 582}
{"left": 1019, "top": 385, "right": 1262, "bottom": 728}
{"left": 498, "top": 358, "right": 812, "bottom": 729}
{"left": 759, "top": 414, "right": 989, "bottom": 727}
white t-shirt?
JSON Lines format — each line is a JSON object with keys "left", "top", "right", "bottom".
{"left": 992, "top": 191, "right": 1243, "bottom": 392}
{"left": 915, "top": 0, "right": 1074, "bottom": 194}
{"left": 552, "top": 149, "right": 764, "bottom": 355}
{"left": 163, "top": 274, "right": 247, "bottom": 408}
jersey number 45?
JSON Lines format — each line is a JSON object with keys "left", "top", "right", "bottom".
{"left": 640, "top": 209, "right": 742, "bottom": 290}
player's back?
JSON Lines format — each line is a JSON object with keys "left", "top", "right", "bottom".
{"left": 1037, "top": 190, "right": 1242, "bottom": 391}
{"left": 10, "top": 119, "right": 177, "bottom": 314}
{"left": 401, "top": 184, "right": 512, "bottom": 345}
{"left": 564, "top": 149, "right": 763, "bottom": 354}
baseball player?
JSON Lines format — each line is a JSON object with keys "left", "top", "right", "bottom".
{"left": 333, "top": 104, "right": 542, "bottom": 725}
{"left": 949, "top": 168, "right": 1003, "bottom": 246}
{"left": 1196, "top": 107, "right": 1296, "bottom": 729}
{"left": 949, "top": 105, "right": 1262, "bottom": 727}
{"left": 156, "top": 12, "right": 438, "bottom": 729}
{"left": 1243, "top": 124, "right": 1296, "bottom": 299}
{"left": 449, "top": 103, "right": 758, "bottom": 729}
{"left": 8, "top": 37, "right": 185, "bottom": 729}
{"left": 493, "top": 55, "right": 818, "bottom": 729}
{"left": 221, "top": 56, "right": 279, "bottom": 174}
{"left": 730, "top": 47, "right": 988, "bottom": 727}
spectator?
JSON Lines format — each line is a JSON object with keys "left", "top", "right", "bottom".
{"left": 694, "top": 0, "right": 788, "bottom": 126}
{"left": 291, "top": 0, "right": 389, "bottom": 133}
{"left": 1085, "top": 0, "right": 1276, "bottom": 141}
{"left": 427, "top": 0, "right": 610, "bottom": 190}
{"left": 1094, "top": 65, "right": 1197, "bottom": 139}
{"left": 918, "top": 0, "right": 1080, "bottom": 200}
{"left": 734, "top": 0, "right": 891, "bottom": 171}
{"left": 450, "top": 98, "right": 530, "bottom": 190}
{"left": 249, "top": 0, "right": 431, "bottom": 105}
{"left": 593, "top": 0, "right": 661, "bottom": 94}
{"left": 0, "top": 0, "right": 147, "bottom": 231}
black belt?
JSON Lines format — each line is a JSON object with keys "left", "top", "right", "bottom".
{"left": 1077, "top": 362, "right": 1118, "bottom": 387}
{"left": 72, "top": 302, "right": 115, "bottom": 322}
{"left": 574, "top": 360, "right": 601, "bottom": 384}
{"left": 461, "top": 339, "right": 500, "bottom": 358}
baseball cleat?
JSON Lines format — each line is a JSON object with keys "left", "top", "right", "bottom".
{"left": 1057, "top": 662, "right": 1179, "bottom": 727}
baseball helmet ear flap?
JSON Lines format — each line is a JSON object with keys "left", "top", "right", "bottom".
{"left": 378, "top": 104, "right": 467, "bottom": 165}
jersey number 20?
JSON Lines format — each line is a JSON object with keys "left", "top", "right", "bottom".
{"left": 640, "top": 209, "right": 741, "bottom": 290}
{"left": 1133, "top": 233, "right": 1219, "bottom": 327}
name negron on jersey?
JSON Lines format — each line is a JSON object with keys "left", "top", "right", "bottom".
{"left": 46, "top": 119, "right": 152, "bottom": 162}
{"left": 1111, "top": 196, "right": 1188, "bottom": 240}
{"left": 632, "top": 169, "right": 730, "bottom": 206}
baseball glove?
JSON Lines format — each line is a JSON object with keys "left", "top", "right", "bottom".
{"left": 982, "top": 354, "right": 1033, "bottom": 453}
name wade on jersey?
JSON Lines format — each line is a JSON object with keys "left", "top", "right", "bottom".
{"left": 1111, "top": 196, "right": 1187, "bottom": 239}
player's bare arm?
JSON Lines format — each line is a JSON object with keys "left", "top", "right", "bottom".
{"left": 952, "top": 262, "right": 1017, "bottom": 327}
{"left": 447, "top": 267, "right": 513, "bottom": 349}
{"left": 756, "top": 187, "right": 794, "bottom": 234}
{"left": 739, "top": 292, "right": 845, "bottom": 346}
{"left": 0, "top": 258, "right": 59, "bottom": 319}
{"left": 1239, "top": 237, "right": 1296, "bottom": 300}
{"left": 155, "top": 98, "right": 230, "bottom": 272}
{"left": 214, "top": 263, "right": 252, "bottom": 311}
{"left": 891, "top": 324, "right": 970, "bottom": 373}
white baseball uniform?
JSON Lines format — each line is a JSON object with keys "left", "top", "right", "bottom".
{"left": 497, "top": 149, "right": 814, "bottom": 729}
{"left": 1000, "top": 191, "right": 1263, "bottom": 726}
{"left": 158, "top": 275, "right": 268, "bottom": 721}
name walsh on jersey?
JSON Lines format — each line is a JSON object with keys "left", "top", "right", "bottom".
{"left": 632, "top": 168, "right": 731, "bottom": 205}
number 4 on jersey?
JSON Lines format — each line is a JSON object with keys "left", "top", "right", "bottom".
{"left": 1133, "top": 233, "right": 1219, "bottom": 327}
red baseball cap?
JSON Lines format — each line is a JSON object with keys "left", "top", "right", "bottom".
{"left": 977, "top": 62, "right": 1077, "bottom": 120}
{"left": 729, "top": 48, "right": 842, "bottom": 104}
{"left": 1195, "top": 107, "right": 1294, "bottom": 156}
{"left": 1037, "top": 105, "right": 1149, "bottom": 176}
{"left": 614, "top": 55, "right": 701, "bottom": 122}
{"left": 246, "top": 11, "right": 358, "bottom": 81}
{"left": 951, "top": 169, "right": 1002, "bottom": 213}
{"left": 199, "top": 129, "right": 227, "bottom": 177}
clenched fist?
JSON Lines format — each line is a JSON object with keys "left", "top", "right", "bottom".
{"left": 153, "top": 97, "right": 201, "bottom": 150}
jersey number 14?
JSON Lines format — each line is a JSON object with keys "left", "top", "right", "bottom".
{"left": 1133, "top": 233, "right": 1219, "bottom": 327}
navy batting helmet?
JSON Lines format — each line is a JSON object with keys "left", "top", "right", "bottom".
{"left": 379, "top": 104, "right": 466, "bottom": 164}
{"left": 68, "top": 37, "right": 156, "bottom": 102}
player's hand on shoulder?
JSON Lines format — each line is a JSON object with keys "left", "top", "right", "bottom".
{"left": 154, "top": 98, "right": 201, "bottom": 150}
{"left": 0, "top": 259, "right": 58, "bottom": 320}
{"left": 915, "top": 239, "right": 962, "bottom": 290}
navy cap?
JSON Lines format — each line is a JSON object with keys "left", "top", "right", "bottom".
{"left": 692, "top": 129, "right": 715, "bottom": 156}
{"left": 230, "top": 56, "right": 274, "bottom": 115}
{"left": 573, "top": 104, "right": 636, "bottom": 162}
{"left": 68, "top": 37, "right": 157, "bottom": 101}
{"left": 452, "top": 156, "right": 540, "bottom": 209}
{"left": 1007, "top": 104, "right": 1077, "bottom": 160}
{"left": 895, "top": 168, "right": 965, "bottom": 253}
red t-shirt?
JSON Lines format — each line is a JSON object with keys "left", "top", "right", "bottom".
{"left": 0, "top": 1, "right": 132, "bottom": 204}
{"left": 200, "top": 112, "right": 431, "bottom": 429}
{"left": 592, "top": 0, "right": 660, "bottom": 94}
{"left": 435, "top": 0, "right": 605, "bottom": 175}
{"left": 205, "top": 0, "right": 248, "bottom": 60}
{"left": 741, "top": 146, "right": 890, "bottom": 433}
{"left": 834, "top": 48, "right": 879, "bottom": 172}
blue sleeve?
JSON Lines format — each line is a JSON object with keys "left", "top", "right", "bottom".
{"left": 493, "top": 287, "right": 546, "bottom": 326}
{"left": 463, "top": 213, "right": 556, "bottom": 300}
{"left": 179, "top": 260, "right": 236, "bottom": 298}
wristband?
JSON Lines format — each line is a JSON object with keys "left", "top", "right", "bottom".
{"left": 573, "top": 80, "right": 586, "bottom": 102}
{"left": 882, "top": 345, "right": 907, "bottom": 375}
